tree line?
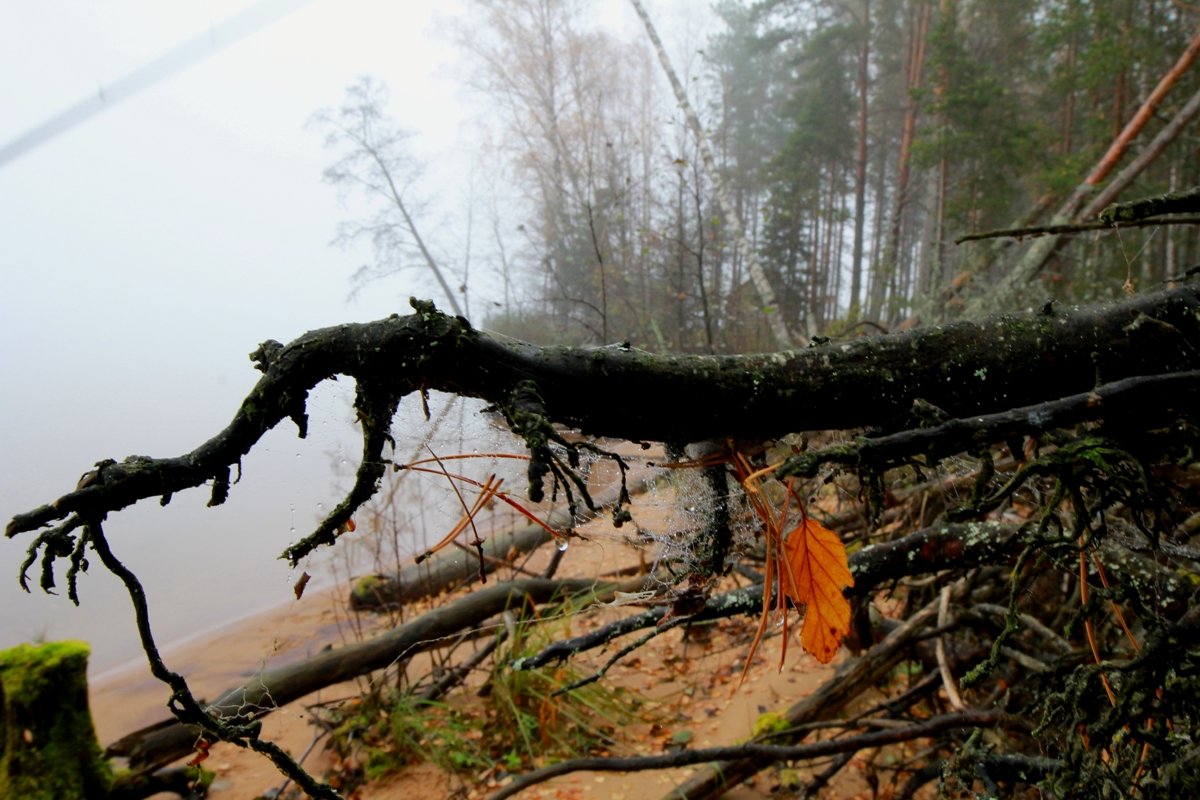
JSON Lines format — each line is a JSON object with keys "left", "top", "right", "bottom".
{"left": 339, "top": 0, "right": 1196, "bottom": 352}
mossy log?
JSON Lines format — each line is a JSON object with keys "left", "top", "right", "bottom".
{"left": 350, "top": 470, "right": 658, "bottom": 610}
{"left": 0, "top": 641, "right": 112, "bottom": 800}
{"left": 350, "top": 515, "right": 559, "bottom": 610}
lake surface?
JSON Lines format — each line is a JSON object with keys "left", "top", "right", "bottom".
{"left": 0, "top": 388, "right": 528, "bottom": 675}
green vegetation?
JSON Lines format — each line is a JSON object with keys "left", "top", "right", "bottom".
{"left": 324, "top": 614, "right": 648, "bottom": 790}
{"left": 451, "top": 0, "right": 1197, "bottom": 347}
{"left": 0, "top": 641, "right": 112, "bottom": 800}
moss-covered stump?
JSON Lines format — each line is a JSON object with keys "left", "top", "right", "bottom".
{"left": 0, "top": 641, "right": 112, "bottom": 800}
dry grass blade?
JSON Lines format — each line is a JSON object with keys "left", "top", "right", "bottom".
{"left": 415, "top": 472, "right": 501, "bottom": 564}
{"left": 399, "top": 462, "right": 566, "bottom": 541}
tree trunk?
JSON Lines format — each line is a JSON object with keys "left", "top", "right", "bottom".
{"left": 629, "top": 0, "right": 796, "bottom": 350}
{"left": 372, "top": 146, "right": 464, "bottom": 318}
{"left": 1084, "top": 88, "right": 1200, "bottom": 220}
{"left": 869, "top": 0, "right": 931, "bottom": 321}
{"left": 1089, "top": 26, "right": 1200, "bottom": 189}
{"left": 982, "top": 27, "right": 1200, "bottom": 310}
{"left": 849, "top": 0, "right": 871, "bottom": 318}
{"left": 0, "top": 642, "right": 111, "bottom": 800}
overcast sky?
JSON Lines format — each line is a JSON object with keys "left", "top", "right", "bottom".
{"left": 0, "top": 0, "right": 708, "bottom": 675}
{"left": 0, "top": 0, "right": 499, "bottom": 673}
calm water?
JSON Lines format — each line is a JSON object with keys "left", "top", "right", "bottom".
{"left": 0, "top": 388, "right": 525, "bottom": 675}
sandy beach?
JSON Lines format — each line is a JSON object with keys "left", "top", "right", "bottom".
{"left": 88, "top": 488, "right": 853, "bottom": 800}
{"left": 89, "top": 579, "right": 363, "bottom": 798}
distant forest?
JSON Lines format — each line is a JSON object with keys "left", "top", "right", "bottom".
{"left": 435, "top": 0, "right": 1198, "bottom": 351}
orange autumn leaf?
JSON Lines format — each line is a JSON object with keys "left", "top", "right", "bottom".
{"left": 293, "top": 571, "right": 311, "bottom": 600}
{"left": 781, "top": 516, "right": 854, "bottom": 664}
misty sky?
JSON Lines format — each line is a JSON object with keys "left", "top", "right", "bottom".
{"left": 0, "top": 0, "right": 493, "bottom": 673}
{"left": 0, "top": 0, "right": 706, "bottom": 675}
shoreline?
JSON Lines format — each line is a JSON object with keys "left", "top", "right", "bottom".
{"left": 83, "top": 488, "right": 852, "bottom": 800}
{"left": 88, "top": 572, "right": 345, "bottom": 686}
{"left": 89, "top": 576, "right": 357, "bottom": 746}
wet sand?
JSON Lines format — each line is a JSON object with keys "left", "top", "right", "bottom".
{"left": 89, "top": 492, "right": 853, "bottom": 799}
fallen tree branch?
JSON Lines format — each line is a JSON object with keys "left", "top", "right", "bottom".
{"left": 955, "top": 215, "right": 1200, "bottom": 244}
{"left": 517, "top": 522, "right": 1022, "bottom": 672}
{"left": 106, "top": 576, "right": 638, "bottom": 774}
{"left": 9, "top": 286, "right": 1200, "bottom": 572}
{"left": 489, "top": 709, "right": 1021, "bottom": 800}
{"left": 778, "top": 368, "right": 1200, "bottom": 478}
{"left": 1099, "top": 185, "right": 1200, "bottom": 225}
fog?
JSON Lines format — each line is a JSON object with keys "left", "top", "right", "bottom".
{"left": 0, "top": 0, "right": 482, "bottom": 673}
{"left": 0, "top": 0, "right": 714, "bottom": 680}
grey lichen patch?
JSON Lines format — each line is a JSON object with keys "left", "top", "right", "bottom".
{"left": 961, "top": 521, "right": 997, "bottom": 547}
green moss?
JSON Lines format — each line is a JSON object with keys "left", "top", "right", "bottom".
{"left": 0, "top": 641, "right": 112, "bottom": 799}
{"left": 350, "top": 574, "right": 388, "bottom": 606}
{"left": 750, "top": 710, "right": 791, "bottom": 738}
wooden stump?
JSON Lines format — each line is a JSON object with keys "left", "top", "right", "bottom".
{"left": 0, "top": 641, "right": 111, "bottom": 799}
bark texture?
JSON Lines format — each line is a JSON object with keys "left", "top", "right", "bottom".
{"left": 9, "top": 285, "right": 1200, "bottom": 567}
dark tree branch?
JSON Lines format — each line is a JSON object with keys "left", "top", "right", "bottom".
{"left": 1099, "top": 185, "right": 1200, "bottom": 225}
{"left": 955, "top": 215, "right": 1200, "bottom": 244}
{"left": 9, "top": 286, "right": 1200, "bottom": 573}
{"left": 518, "top": 522, "right": 1025, "bottom": 672}
{"left": 779, "top": 371, "right": 1200, "bottom": 479}
{"left": 87, "top": 520, "right": 340, "bottom": 799}
{"left": 488, "top": 709, "right": 1022, "bottom": 800}
{"left": 549, "top": 628, "right": 665, "bottom": 695}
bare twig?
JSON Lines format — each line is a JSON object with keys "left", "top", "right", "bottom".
{"left": 488, "top": 710, "right": 1020, "bottom": 800}
{"left": 954, "top": 215, "right": 1200, "bottom": 244}
{"left": 937, "top": 584, "right": 966, "bottom": 710}
{"left": 87, "top": 520, "right": 341, "bottom": 799}
{"left": 975, "top": 603, "right": 1071, "bottom": 654}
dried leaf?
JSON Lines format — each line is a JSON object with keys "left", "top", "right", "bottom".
{"left": 781, "top": 516, "right": 854, "bottom": 664}
{"left": 293, "top": 571, "right": 311, "bottom": 600}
